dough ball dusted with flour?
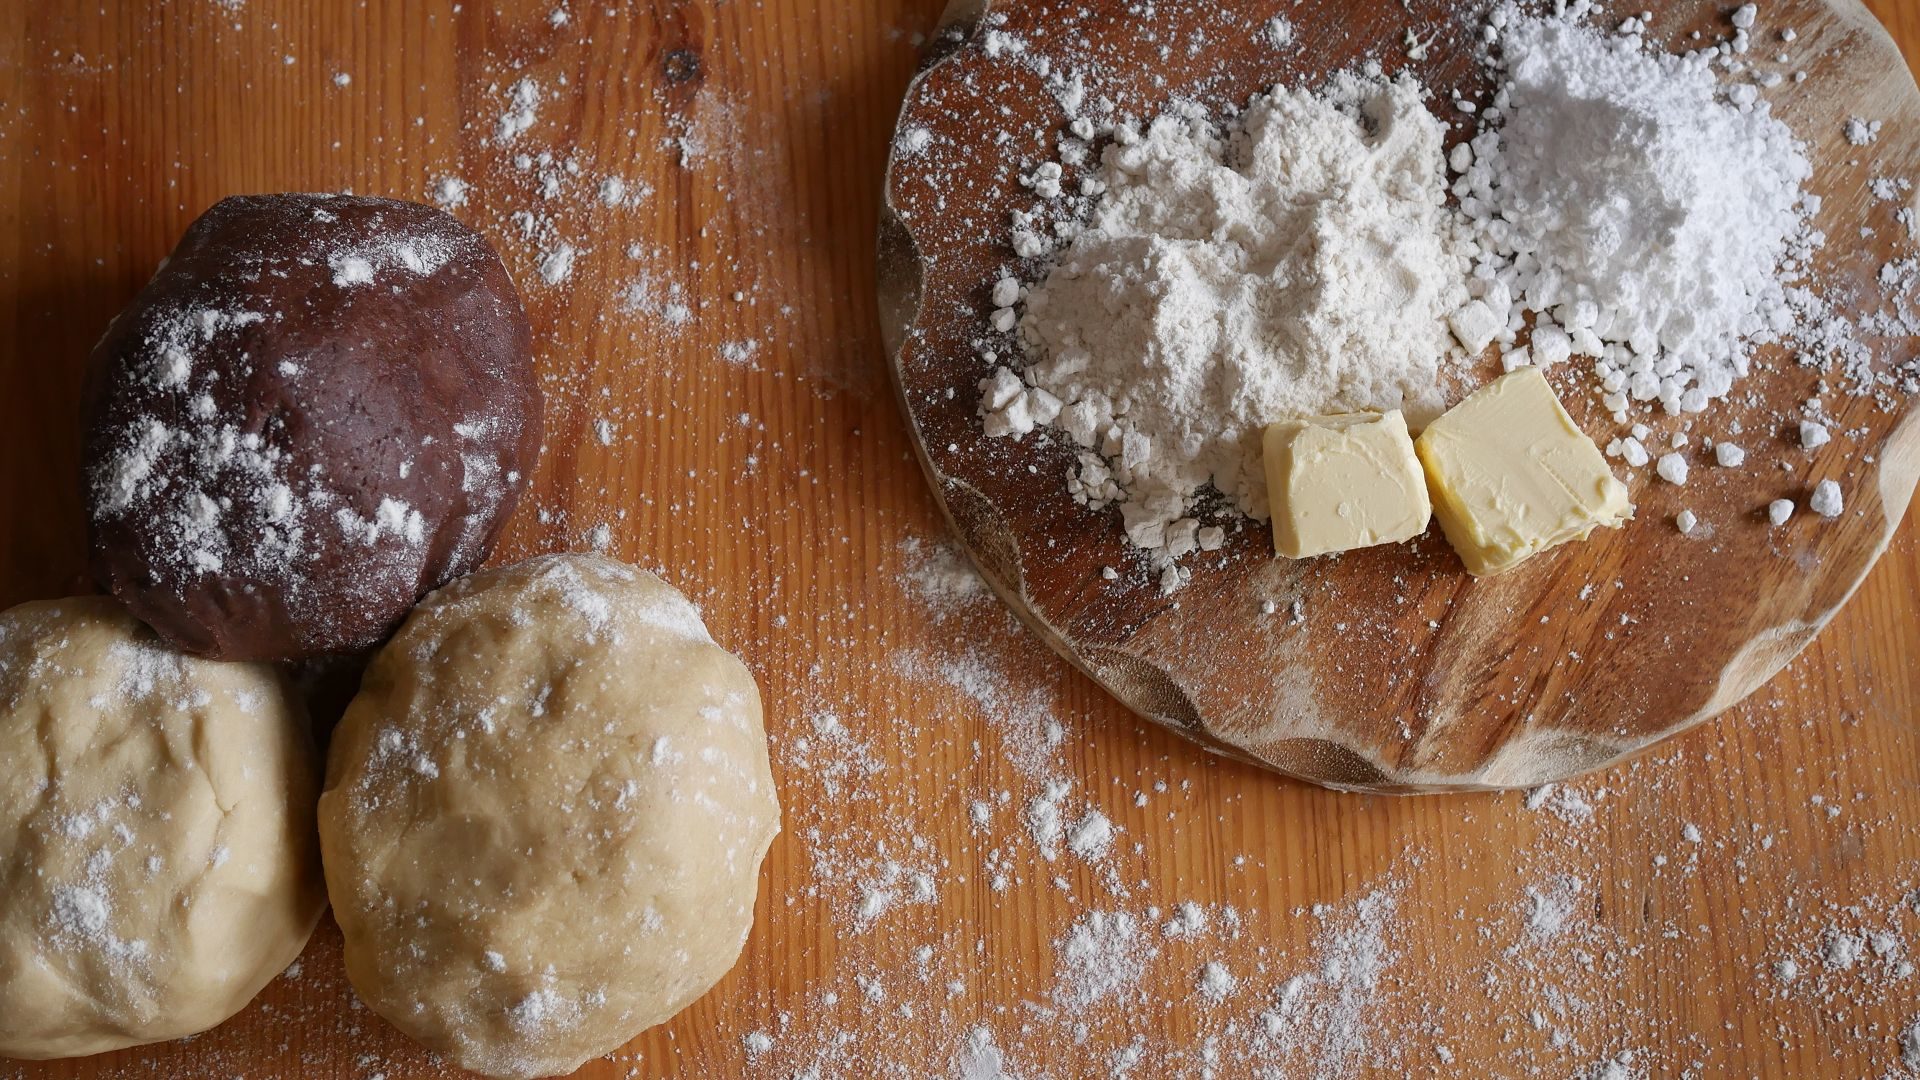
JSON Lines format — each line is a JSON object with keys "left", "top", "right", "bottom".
{"left": 0, "top": 597, "right": 324, "bottom": 1060}
{"left": 318, "top": 553, "right": 780, "bottom": 1080}
{"left": 83, "top": 193, "right": 542, "bottom": 663}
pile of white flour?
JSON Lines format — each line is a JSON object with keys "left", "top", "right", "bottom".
{"left": 1452, "top": 5, "right": 1817, "bottom": 418}
{"left": 981, "top": 73, "right": 1472, "bottom": 591}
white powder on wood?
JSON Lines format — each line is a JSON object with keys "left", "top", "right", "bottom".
{"left": 1051, "top": 911, "right": 1154, "bottom": 1010}
{"left": 1066, "top": 810, "right": 1114, "bottom": 861}
{"left": 1025, "top": 781, "right": 1069, "bottom": 860}
{"left": 1163, "top": 901, "right": 1208, "bottom": 939}
{"left": 1822, "top": 929, "right": 1864, "bottom": 969}
{"left": 954, "top": 1026, "right": 1020, "bottom": 1080}
{"left": 1196, "top": 961, "right": 1236, "bottom": 1002}
{"left": 537, "top": 242, "right": 576, "bottom": 285}
{"left": 1260, "top": 887, "right": 1400, "bottom": 1075}
{"left": 1584, "top": 1052, "right": 1647, "bottom": 1080}
{"left": 895, "top": 647, "right": 1065, "bottom": 781}
{"left": 1810, "top": 479, "right": 1845, "bottom": 518}
{"left": 1524, "top": 875, "right": 1585, "bottom": 939}
{"left": 495, "top": 78, "right": 541, "bottom": 142}
{"left": 898, "top": 537, "right": 990, "bottom": 616}
{"left": 430, "top": 175, "right": 469, "bottom": 209}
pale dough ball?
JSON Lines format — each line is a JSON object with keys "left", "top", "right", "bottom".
{"left": 0, "top": 597, "right": 324, "bottom": 1060}
{"left": 318, "top": 553, "right": 780, "bottom": 1080}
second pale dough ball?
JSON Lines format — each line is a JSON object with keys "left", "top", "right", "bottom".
{"left": 318, "top": 554, "right": 779, "bottom": 1080}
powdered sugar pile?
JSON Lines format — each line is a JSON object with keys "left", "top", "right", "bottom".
{"left": 983, "top": 72, "right": 1473, "bottom": 590}
{"left": 1454, "top": 4, "right": 1818, "bottom": 419}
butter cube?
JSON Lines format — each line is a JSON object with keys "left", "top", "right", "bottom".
{"left": 1264, "top": 411, "right": 1431, "bottom": 559}
{"left": 1414, "top": 367, "right": 1631, "bottom": 577}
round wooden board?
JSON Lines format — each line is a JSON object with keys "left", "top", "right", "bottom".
{"left": 880, "top": 0, "right": 1920, "bottom": 792}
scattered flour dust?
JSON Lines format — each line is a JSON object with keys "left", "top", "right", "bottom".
{"left": 536, "top": 242, "right": 576, "bottom": 285}
{"left": 1583, "top": 1051, "right": 1650, "bottom": 1080}
{"left": 1263, "top": 886, "right": 1402, "bottom": 1076}
{"left": 953, "top": 1027, "right": 1021, "bottom": 1080}
{"left": 495, "top": 77, "right": 541, "bottom": 142}
{"left": 430, "top": 175, "right": 469, "bottom": 209}
{"left": 1524, "top": 874, "right": 1586, "bottom": 939}
{"left": 1052, "top": 911, "right": 1156, "bottom": 1010}
{"left": 1525, "top": 782, "right": 1601, "bottom": 827}
{"left": 897, "top": 536, "right": 991, "bottom": 615}
{"left": 983, "top": 71, "right": 1473, "bottom": 591}
{"left": 1196, "top": 959, "right": 1237, "bottom": 1002}
{"left": 892, "top": 642, "right": 1065, "bottom": 781}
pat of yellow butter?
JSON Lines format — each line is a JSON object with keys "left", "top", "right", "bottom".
{"left": 1414, "top": 367, "right": 1632, "bottom": 577}
{"left": 1263, "top": 410, "right": 1431, "bottom": 559}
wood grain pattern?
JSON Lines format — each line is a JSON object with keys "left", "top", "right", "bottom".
{"left": 885, "top": 0, "right": 1920, "bottom": 792}
{"left": 0, "top": 2, "right": 1915, "bottom": 1078}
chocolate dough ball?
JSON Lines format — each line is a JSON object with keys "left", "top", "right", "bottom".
{"left": 82, "top": 193, "right": 542, "bottom": 662}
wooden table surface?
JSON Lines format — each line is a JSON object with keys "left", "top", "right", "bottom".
{"left": 1, "top": 2, "right": 1916, "bottom": 1078}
